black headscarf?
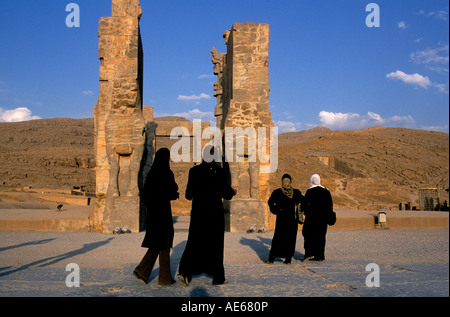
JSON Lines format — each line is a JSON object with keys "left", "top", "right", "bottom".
{"left": 150, "top": 148, "right": 170, "bottom": 172}
{"left": 144, "top": 148, "right": 171, "bottom": 196}
{"left": 281, "top": 173, "right": 293, "bottom": 198}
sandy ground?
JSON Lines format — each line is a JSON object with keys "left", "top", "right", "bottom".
{"left": 0, "top": 228, "right": 448, "bottom": 299}
{"left": 1, "top": 190, "right": 448, "bottom": 305}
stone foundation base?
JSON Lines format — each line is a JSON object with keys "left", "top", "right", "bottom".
{"left": 102, "top": 195, "right": 144, "bottom": 233}
{"left": 224, "top": 199, "right": 265, "bottom": 232}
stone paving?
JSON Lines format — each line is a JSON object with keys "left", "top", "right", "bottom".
{"left": 0, "top": 228, "right": 448, "bottom": 298}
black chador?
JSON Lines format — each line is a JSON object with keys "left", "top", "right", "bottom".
{"left": 266, "top": 174, "right": 304, "bottom": 264}
{"left": 178, "top": 148, "right": 236, "bottom": 285}
{"left": 134, "top": 148, "right": 179, "bottom": 286}
{"left": 302, "top": 174, "right": 333, "bottom": 262}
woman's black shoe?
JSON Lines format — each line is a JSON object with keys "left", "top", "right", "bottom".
{"left": 133, "top": 271, "right": 148, "bottom": 284}
{"left": 178, "top": 274, "right": 189, "bottom": 286}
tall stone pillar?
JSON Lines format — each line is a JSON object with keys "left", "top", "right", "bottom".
{"left": 212, "top": 23, "right": 275, "bottom": 232}
{"left": 93, "top": 0, "right": 147, "bottom": 233}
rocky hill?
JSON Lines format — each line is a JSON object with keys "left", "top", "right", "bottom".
{"left": 0, "top": 118, "right": 448, "bottom": 210}
{"left": 274, "top": 126, "right": 449, "bottom": 209}
{"left": 0, "top": 118, "right": 95, "bottom": 192}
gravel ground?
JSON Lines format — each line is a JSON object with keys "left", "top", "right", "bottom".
{"left": 0, "top": 229, "right": 448, "bottom": 299}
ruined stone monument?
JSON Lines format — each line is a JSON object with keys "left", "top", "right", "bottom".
{"left": 92, "top": 8, "right": 275, "bottom": 233}
{"left": 93, "top": 0, "right": 149, "bottom": 233}
{"left": 212, "top": 23, "right": 275, "bottom": 232}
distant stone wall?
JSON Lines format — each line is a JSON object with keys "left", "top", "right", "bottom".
{"left": 318, "top": 156, "right": 366, "bottom": 179}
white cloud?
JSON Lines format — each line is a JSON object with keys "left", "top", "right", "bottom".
{"left": 386, "top": 70, "right": 432, "bottom": 89}
{"left": 318, "top": 111, "right": 417, "bottom": 130}
{"left": 410, "top": 44, "right": 449, "bottom": 66}
{"left": 198, "top": 74, "right": 213, "bottom": 79}
{"left": 398, "top": 21, "right": 407, "bottom": 29}
{"left": 386, "top": 114, "right": 417, "bottom": 126}
{"left": 274, "top": 120, "right": 302, "bottom": 133}
{"left": 434, "top": 83, "right": 449, "bottom": 94}
{"left": 319, "top": 111, "right": 365, "bottom": 130}
{"left": 155, "top": 108, "right": 215, "bottom": 123}
{"left": 0, "top": 107, "right": 41, "bottom": 122}
{"left": 281, "top": 112, "right": 294, "bottom": 120}
{"left": 83, "top": 90, "right": 94, "bottom": 95}
{"left": 175, "top": 109, "right": 215, "bottom": 122}
{"left": 177, "top": 93, "right": 211, "bottom": 101}
{"left": 420, "top": 124, "right": 449, "bottom": 132}
{"left": 436, "top": 10, "right": 449, "bottom": 21}
{"left": 419, "top": 9, "right": 449, "bottom": 21}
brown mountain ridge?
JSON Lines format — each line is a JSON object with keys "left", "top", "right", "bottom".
{"left": 0, "top": 118, "right": 448, "bottom": 210}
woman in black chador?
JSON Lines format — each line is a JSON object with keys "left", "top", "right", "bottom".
{"left": 178, "top": 146, "right": 236, "bottom": 286}
{"left": 302, "top": 174, "right": 333, "bottom": 262}
{"left": 133, "top": 148, "right": 179, "bottom": 286}
{"left": 266, "top": 174, "right": 304, "bottom": 264}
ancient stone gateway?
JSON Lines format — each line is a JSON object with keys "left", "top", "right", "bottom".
{"left": 92, "top": 0, "right": 152, "bottom": 233}
{"left": 212, "top": 23, "right": 276, "bottom": 232}
{"left": 92, "top": 1, "right": 276, "bottom": 233}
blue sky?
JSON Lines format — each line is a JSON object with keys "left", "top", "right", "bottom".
{"left": 0, "top": 0, "right": 448, "bottom": 133}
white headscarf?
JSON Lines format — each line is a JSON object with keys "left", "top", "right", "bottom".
{"left": 310, "top": 174, "right": 324, "bottom": 188}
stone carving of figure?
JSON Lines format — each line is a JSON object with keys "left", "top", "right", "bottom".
{"left": 105, "top": 78, "right": 146, "bottom": 197}
{"left": 211, "top": 47, "right": 225, "bottom": 123}
{"left": 211, "top": 47, "right": 223, "bottom": 75}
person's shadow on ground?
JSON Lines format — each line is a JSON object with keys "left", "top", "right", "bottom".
{"left": 240, "top": 236, "right": 304, "bottom": 263}
{"left": 0, "top": 238, "right": 114, "bottom": 278}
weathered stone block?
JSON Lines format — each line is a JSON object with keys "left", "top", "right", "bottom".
{"left": 99, "top": 17, "right": 139, "bottom": 36}
{"left": 224, "top": 199, "right": 265, "bottom": 232}
{"left": 93, "top": 0, "right": 147, "bottom": 233}
{"left": 212, "top": 23, "right": 274, "bottom": 232}
{"left": 103, "top": 195, "right": 144, "bottom": 232}
{"left": 112, "top": 0, "right": 142, "bottom": 19}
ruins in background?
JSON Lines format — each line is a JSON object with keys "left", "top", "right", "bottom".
{"left": 212, "top": 23, "right": 276, "bottom": 232}
{"left": 92, "top": 3, "right": 277, "bottom": 233}
{"left": 93, "top": 0, "right": 149, "bottom": 233}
